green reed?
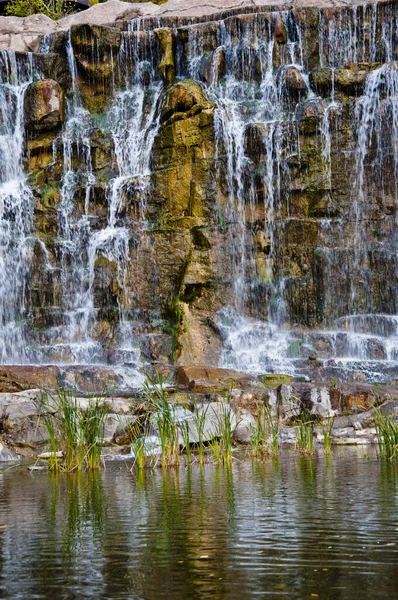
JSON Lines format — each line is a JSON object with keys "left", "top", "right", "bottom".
{"left": 249, "top": 404, "right": 279, "bottom": 457}
{"left": 373, "top": 406, "right": 398, "bottom": 460}
{"left": 193, "top": 402, "right": 209, "bottom": 466}
{"left": 143, "top": 373, "right": 179, "bottom": 468}
{"left": 36, "top": 388, "right": 108, "bottom": 472}
{"left": 131, "top": 436, "right": 147, "bottom": 471}
{"left": 321, "top": 416, "right": 335, "bottom": 455}
{"left": 215, "top": 401, "right": 234, "bottom": 463}
{"left": 295, "top": 410, "right": 314, "bottom": 455}
{"left": 178, "top": 419, "right": 192, "bottom": 465}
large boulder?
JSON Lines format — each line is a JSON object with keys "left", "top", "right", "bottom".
{"left": 160, "top": 80, "right": 214, "bottom": 124}
{"left": 24, "top": 79, "right": 64, "bottom": 134}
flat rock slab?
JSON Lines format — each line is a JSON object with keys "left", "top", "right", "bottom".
{"left": 0, "top": 365, "right": 144, "bottom": 395}
{"left": 0, "top": 0, "right": 393, "bottom": 52}
{"left": 0, "top": 366, "right": 59, "bottom": 394}
{"left": 176, "top": 365, "right": 259, "bottom": 392}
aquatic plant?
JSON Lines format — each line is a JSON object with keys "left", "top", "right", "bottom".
{"left": 36, "top": 388, "right": 108, "bottom": 472}
{"left": 131, "top": 436, "right": 147, "bottom": 471}
{"left": 178, "top": 419, "right": 192, "bottom": 465}
{"left": 321, "top": 416, "right": 335, "bottom": 455}
{"left": 249, "top": 404, "right": 279, "bottom": 457}
{"left": 209, "top": 438, "right": 221, "bottom": 463}
{"left": 295, "top": 410, "right": 315, "bottom": 455}
{"left": 215, "top": 401, "right": 234, "bottom": 463}
{"left": 142, "top": 373, "right": 180, "bottom": 467}
{"left": 373, "top": 406, "right": 398, "bottom": 460}
{"left": 192, "top": 402, "right": 209, "bottom": 466}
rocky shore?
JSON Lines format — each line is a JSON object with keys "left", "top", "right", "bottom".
{"left": 0, "top": 365, "right": 396, "bottom": 461}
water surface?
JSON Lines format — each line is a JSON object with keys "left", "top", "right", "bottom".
{"left": 0, "top": 449, "right": 397, "bottom": 599}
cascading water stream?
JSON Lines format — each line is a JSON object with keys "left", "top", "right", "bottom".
{"left": 36, "top": 26, "right": 163, "bottom": 368}
{"left": 0, "top": 52, "right": 35, "bottom": 364}
{"left": 176, "top": 5, "right": 398, "bottom": 380}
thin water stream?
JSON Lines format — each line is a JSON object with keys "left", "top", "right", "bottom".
{"left": 0, "top": 449, "right": 397, "bottom": 599}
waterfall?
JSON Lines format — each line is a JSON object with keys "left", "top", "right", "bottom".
{"left": 174, "top": 4, "right": 398, "bottom": 381}
{"left": 33, "top": 26, "right": 163, "bottom": 367}
{"left": 0, "top": 52, "right": 35, "bottom": 364}
{"left": 0, "top": 3, "right": 397, "bottom": 384}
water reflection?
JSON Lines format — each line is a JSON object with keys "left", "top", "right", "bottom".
{"left": 0, "top": 449, "right": 397, "bottom": 599}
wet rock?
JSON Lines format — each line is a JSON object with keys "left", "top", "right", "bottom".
{"left": 0, "top": 367, "right": 59, "bottom": 393}
{"left": 198, "top": 47, "right": 226, "bottom": 85}
{"left": 233, "top": 410, "right": 255, "bottom": 444}
{"left": 0, "top": 442, "right": 19, "bottom": 461}
{"left": 103, "top": 414, "right": 137, "bottom": 444}
{"left": 155, "top": 28, "right": 175, "bottom": 87}
{"left": 273, "top": 14, "right": 287, "bottom": 44}
{"left": 71, "top": 24, "right": 121, "bottom": 81}
{"left": 309, "top": 63, "right": 382, "bottom": 96}
{"left": 269, "top": 382, "right": 334, "bottom": 421}
{"left": 333, "top": 383, "right": 398, "bottom": 412}
{"left": 160, "top": 80, "right": 214, "bottom": 124}
{"left": 295, "top": 98, "right": 327, "bottom": 134}
{"left": 277, "top": 66, "right": 307, "bottom": 103}
{"left": 176, "top": 366, "right": 257, "bottom": 392}
{"left": 24, "top": 79, "right": 64, "bottom": 134}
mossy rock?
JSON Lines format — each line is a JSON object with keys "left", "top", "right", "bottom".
{"left": 161, "top": 80, "right": 215, "bottom": 124}
{"left": 259, "top": 374, "right": 293, "bottom": 388}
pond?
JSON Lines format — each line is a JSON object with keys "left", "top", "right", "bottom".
{"left": 0, "top": 448, "right": 397, "bottom": 599}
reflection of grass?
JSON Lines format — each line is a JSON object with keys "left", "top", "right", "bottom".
{"left": 374, "top": 406, "right": 398, "bottom": 460}
{"left": 36, "top": 388, "right": 108, "bottom": 472}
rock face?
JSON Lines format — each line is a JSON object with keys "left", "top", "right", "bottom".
{"left": 24, "top": 79, "right": 64, "bottom": 133}
{"left": 0, "top": 0, "right": 397, "bottom": 385}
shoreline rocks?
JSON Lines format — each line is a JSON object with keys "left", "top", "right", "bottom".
{"left": 0, "top": 363, "right": 397, "bottom": 459}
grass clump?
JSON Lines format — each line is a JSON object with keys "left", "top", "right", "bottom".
{"left": 373, "top": 406, "right": 398, "bottom": 460}
{"left": 214, "top": 401, "right": 234, "bottom": 464}
{"left": 321, "top": 416, "right": 335, "bottom": 455}
{"left": 36, "top": 388, "right": 108, "bottom": 472}
{"left": 142, "top": 372, "right": 180, "bottom": 468}
{"left": 192, "top": 402, "right": 209, "bottom": 466}
{"left": 249, "top": 404, "right": 279, "bottom": 457}
{"left": 295, "top": 410, "right": 315, "bottom": 455}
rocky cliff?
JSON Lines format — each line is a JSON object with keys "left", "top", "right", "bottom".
{"left": 0, "top": 0, "right": 397, "bottom": 385}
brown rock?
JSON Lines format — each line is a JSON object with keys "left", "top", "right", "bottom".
{"left": 274, "top": 14, "right": 287, "bottom": 44}
{"left": 160, "top": 80, "right": 213, "bottom": 124}
{"left": 0, "top": 366, "right": 60, "bottom": 393}
{"left": 155, "top": 28, "right": 175, "bottom": 87}
{"left": 24, "top": 79, "right": 64, "bottom": 133}
{"left": 176, "top": 365, "right": 255, "bottom": 392}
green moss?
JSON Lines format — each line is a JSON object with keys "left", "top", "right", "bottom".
{"left": 259, "top": 374, "right": 293, "bottom": 388}
{"left": 41, "top": 186, "right": 60, "bottom": 208}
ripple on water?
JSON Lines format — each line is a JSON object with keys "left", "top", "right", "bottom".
{"left": 0, "top": 448, "right": 397, "bottom": 600}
